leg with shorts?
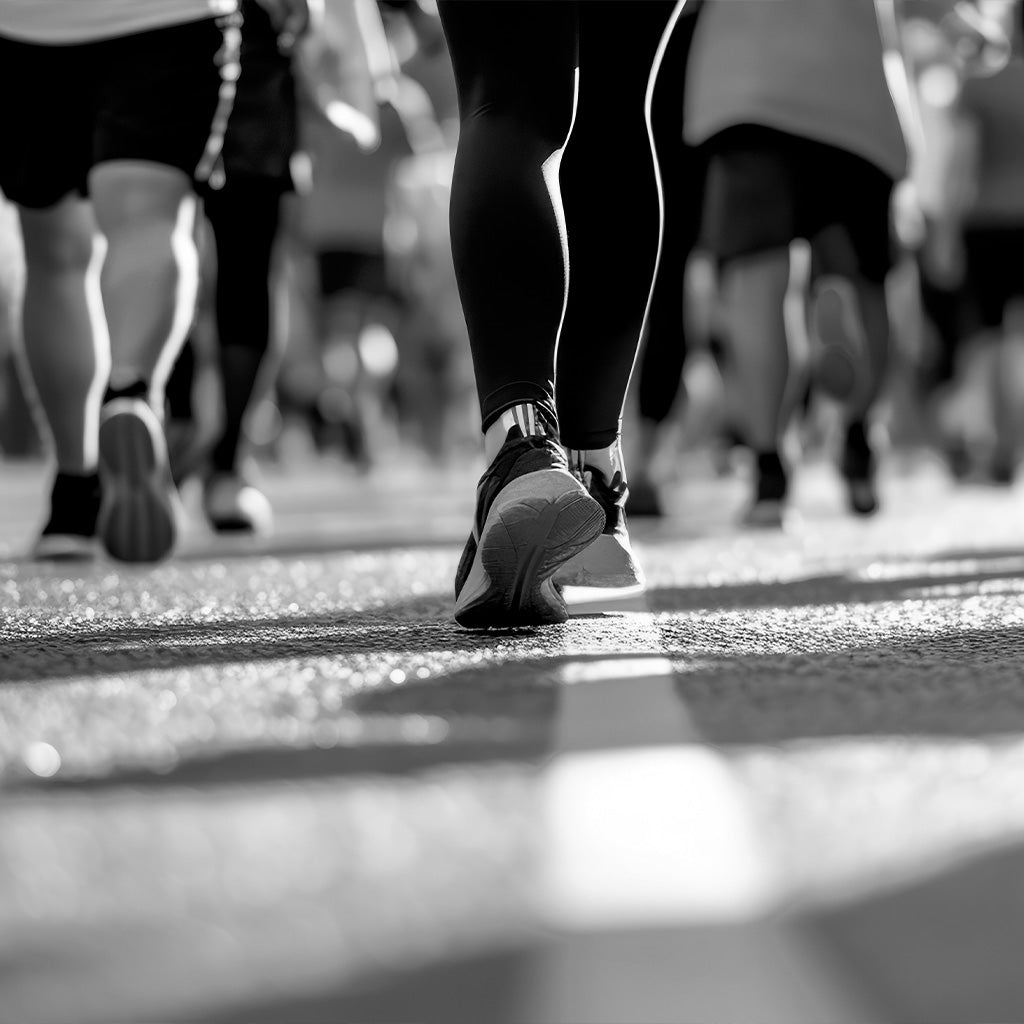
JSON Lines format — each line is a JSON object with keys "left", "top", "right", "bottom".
{"left": 804, "top": 143, "right": 895, "bottom": 514}
{"left": 193, "top": 0, "right": 296, "bottom": 534}
{"left": 89, "top": 11, "right": 242, "bottom": 562}
{"left": 0, "top": 36, "right": 107, "bottom": 559}
{"left": 699, "top": 124, "right": 798, "bottom": 526}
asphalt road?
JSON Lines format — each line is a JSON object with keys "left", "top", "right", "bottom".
{"left": 2, "top": 451, "right": 1024, "bottom": 1023}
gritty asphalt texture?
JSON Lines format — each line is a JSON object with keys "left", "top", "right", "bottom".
{"left": 2, "top": 452, "right": 1024, "bottom": 1023}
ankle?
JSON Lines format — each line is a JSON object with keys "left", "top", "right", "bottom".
{"left": 483, "top": 402, "right": 552, "bottom": 463}
{"left": 103, "top": 379, "right": 150, "bottom": 405}
{"left": 569, "top": 437, "right": 625, "bottom": 483}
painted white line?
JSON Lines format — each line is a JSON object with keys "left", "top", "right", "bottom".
{"left": 540, "top": 745, "right": 778, "bottom": 929}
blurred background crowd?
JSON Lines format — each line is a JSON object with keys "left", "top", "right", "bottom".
{"left": 1, "top": 0, "right": 1023, "bottom": 548}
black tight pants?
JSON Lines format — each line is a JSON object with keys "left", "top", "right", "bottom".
{"left": 439, "top": 0, "right": 682, "bottom": 449}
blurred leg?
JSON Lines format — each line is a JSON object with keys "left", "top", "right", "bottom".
{"left": 89, "top": 161, "right": 199, "bottom": 404}
{"left": 720, "top": 248, "right": 791, "bottom": 452}
{"left": 17, "top": 197, "right": 108, "bottom": 473}
{"left": 205, "top": 178, "right": 282, "bottom": 474}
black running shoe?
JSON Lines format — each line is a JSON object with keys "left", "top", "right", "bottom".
{"left": 98, "top": 398, "right": 180, "bottom": 563}
{"left": 743, "top": 451, "right": 788, "bottom": 528}
{"left": 32, "top": 472, "right": 101, "bottom": 561}
{"left": 555, "top": 459, "right": 645, "bottom": 590}
{"left": 454, "top": 422, "right": 604, "bottom": 628}
{"left": 841, "top": 421, "right": 879, "bottom": 516}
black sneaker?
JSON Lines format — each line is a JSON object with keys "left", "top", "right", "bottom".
{"left": 98, "top": 398, "right": 180, "bottom": 563}
{"left": 555, "top": 458, "right": 645, "bottom": 590}
{"left": 32, "top": 472, "right": 101, "bottom": 561}
{"left": 841, "top": 421, "right": 879, "bottom": 516}
{"left": 743, "top": 451, "right": 788, "bottom": 528}
{"left": 454, "top": 421, "right": 604, "bottom": 628}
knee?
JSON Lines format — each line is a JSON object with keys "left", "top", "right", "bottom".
{"left": 89, "top": 161, "right": 194, "bottom": 238}
{"left": 18, "top": 207, "right": 95, "bottom": 274}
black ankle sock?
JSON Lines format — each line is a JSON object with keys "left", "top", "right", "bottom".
{"left": 755, "top": 450, "right": 787, "bottom": 500}
{"left": 103, "top": 380, "right": 149, "bottom": 404}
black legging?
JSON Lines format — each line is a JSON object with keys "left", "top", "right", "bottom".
{"left": 166, "top": 176, "right": 282, "bottom": 472}
{"left": 439, "top": 0, "right": 682, "bottom": 449}
{"left": 636, "top": 6, "right": 704, "bottom": 425}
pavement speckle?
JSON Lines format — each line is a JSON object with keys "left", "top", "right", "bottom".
{"left": 3, "top": 458, "right": 1024, "bottom": 1022}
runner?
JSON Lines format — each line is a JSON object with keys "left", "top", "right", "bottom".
{"left": 1, "top": 0, "right": 307, "bottom": 562}
{"left": 685, "top": 0, "right": 908, "bottom": 525}
{"left": 165, "top": 0, "right": 302, "bottom": 535}
{"left": 438, "top": 0, "right": 686, "bottom": 627}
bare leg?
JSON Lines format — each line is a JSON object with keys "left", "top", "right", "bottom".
{"left": 17, "top": 197, "right": 109, "bottom": 473}
{"left": 720, "top": 248, "right": 791, "bottom": 452}
{"left": 89, "top": 160, "right": 200, "bottom": 406}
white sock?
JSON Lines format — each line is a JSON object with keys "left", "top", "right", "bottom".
{"left": 484, "top": 403, "right": 548, "bottom": 463}
{"left": 569, "top": 436, "right": 625, "bottom": 482}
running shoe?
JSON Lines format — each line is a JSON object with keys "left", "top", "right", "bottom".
{"left": 743, "top": 451, "right": 788, "bottom": 528}
{"left": 840, "top": 421, "right": 879, "bottom": 516}
{"left": 809, "top": 276, "right": 867, "bottom": 402}
{"left": 454, "top": 419, "right": 604, "bottom": 628}
{"left": 31, "top": 472, "right": 101, "bottom": 561}
{"left": 203, "top": 472, "right": 273, "bottom": 535}
{"left": 97, "top": 398, "right": 179, "bottom": 563}
{"left": 555, "top": 457, "right": 645, "bottom": 590}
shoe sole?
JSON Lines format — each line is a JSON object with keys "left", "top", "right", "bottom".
{"left": 32, "top": 534, "right": 98, "bottom": 562}
{"left": 811, "top": 282, "right": 864, "bottom": 401}
{"left": 554, "top": 533, "right": 646, "bottom": 590}
{"left": 742, "top": 498, "right": 786, "bottom": 529}
{"left": 98, "top": 401, "right": 178, "bottom": 564}
{"left": 455, "top": 469, "right": 604, "bottom": 628}
{"left": 845, "top": 477, "right": 879, "bottom": 517}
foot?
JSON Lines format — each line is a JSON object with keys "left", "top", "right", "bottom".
{"left": 203, "top": 472, "right": 273, "bottom": 534}
{"left": 554, "top": 454, "right": 645, "bottom": 590}
{"left": 742, "top": 451, "right": 788, "bottom": 528}
{"left": 454, "top": 412, "right": 604, "bottom": 628}
{"left": 97, "top": 398, "right": 179, "bottom": 563}
{"left": 32, "top": 471, "right": 101, "bottom": 561}
{"left": 810, "top": 276, "right": 867, "bottom": 402}
{"left": 840, "top": 421, "right": 879, "bottom": 516}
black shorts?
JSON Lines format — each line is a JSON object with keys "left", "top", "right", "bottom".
{"left": 205, "top": 0, "right": 298, "bottom": 196}
{"left": 699, "top": 124, "right": 896, "bottom": 283}
{"left": 0, "top": 14, "right": 240, "bottom": 210}
{"left": 962, "top": 225, "right": 1024, "bottom": 329}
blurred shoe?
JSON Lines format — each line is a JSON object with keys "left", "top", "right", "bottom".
{"left": 203, "top": 472, "right": 273, "bottom": 534}
{"left": 810, "top": 276, "right": 867, "bottom": 401}
{"left": 31, "top": 471, "right": 101, "bottom": 561}
{"left": 626, "top": 475, "right": 663, "bottom": 518}
{"left": 165, "top": 417, "right": 205, "bottom": 488}
{"left": 743, "top": 451, "right": 788, "bottom": 528}
{"left": 98, "top": 398, "right": 178, "bottom": 563}
{"left": 555, "top": 456, "right": 645, "bottom": 590}
{"left": 840, "top": 421, "right": 879, "bottom": 516}
{"left": 454, "top": 410, "right": 604, "bottom": 628}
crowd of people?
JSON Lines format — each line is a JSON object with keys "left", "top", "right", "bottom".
{"left": 0, "top": 0, "right": 1020, "bottom": 628}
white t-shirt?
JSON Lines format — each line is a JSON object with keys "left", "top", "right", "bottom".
{"left": 685, "top": 0, "right": 908, "bottom": 180}
{"left": 0, "top": 0, "right": 237, "bottom": 44}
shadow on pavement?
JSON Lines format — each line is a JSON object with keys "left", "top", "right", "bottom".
{"left": 807, "top": 836, "right": 1024, "bottom": 1023}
